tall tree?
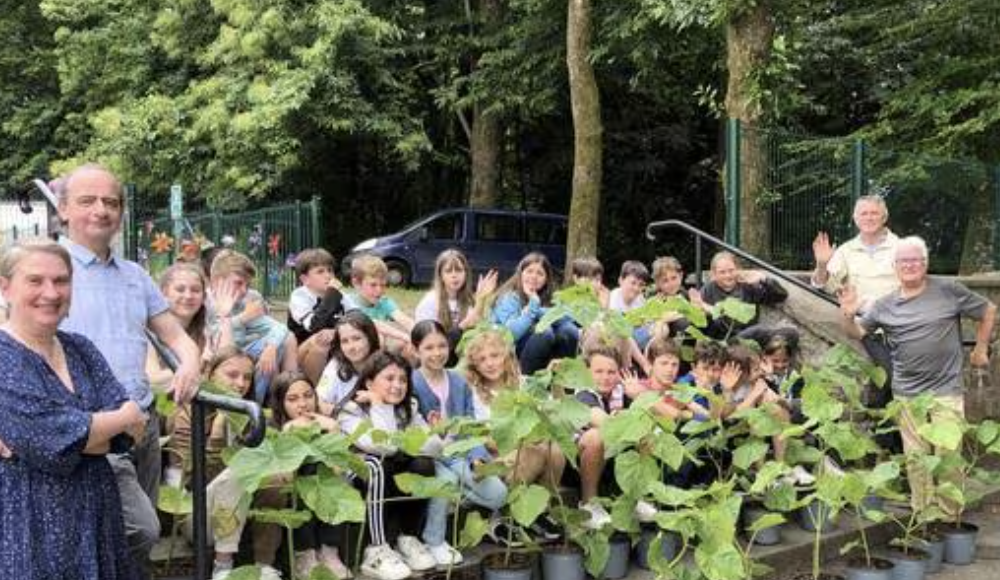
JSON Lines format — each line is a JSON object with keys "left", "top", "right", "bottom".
{"left": 723, "top": 0, "right": 774, "bottom": 257}
{"left": 565, "top": 0, "right": 602, "bottom": 264}
{"left": 468, "top": 0, "right": 503, "bottom": 207}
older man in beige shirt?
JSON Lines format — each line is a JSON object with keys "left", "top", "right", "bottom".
{"left": 812, "top": 194, "right": 901, "bottom": 451}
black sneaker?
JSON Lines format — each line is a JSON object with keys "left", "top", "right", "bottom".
{"left": 488, "top": 519, "right": 526, "bottom": 548}
{"left": 530, "top": 515, "right": 562, "bottom": 541}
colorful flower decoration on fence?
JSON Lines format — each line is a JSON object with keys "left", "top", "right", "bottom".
{"left": 268, "top": 233, "right": 282, "bottom": 258}
{"left": 150, "top": 232, "right": 174, "bottom": 254}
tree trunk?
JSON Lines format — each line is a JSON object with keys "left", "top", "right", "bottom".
{"left": 724, "top": 1, "right": 774, "bottom": 258}
{"left": 468, "top": 0, "right": 503, "bottom": 208}
{"left": 959, "top": 180, "right": 995, "bottom": 274}
{"left": 469, "top": 105, "right": 501, "bottom": 207}
{"left": 565, "top": 0, "right": 602, "bottom": 271}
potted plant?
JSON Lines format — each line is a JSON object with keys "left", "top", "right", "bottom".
{"left": 896, "top": 395, "right": 1000, "bottom": 566}
{"left": 225, "top": 420, "right": 368, "bottom": 579}
{"left": 837, "top": 462, "right": 901, "bottom": 580}
{"left": 483, "top": 362, "right": 594, "bottom": 580}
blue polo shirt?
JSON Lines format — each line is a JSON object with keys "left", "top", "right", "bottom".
{"left": 60, "top": 239, "right": 169, "bottom": 409}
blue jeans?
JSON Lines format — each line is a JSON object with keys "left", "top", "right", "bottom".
{"left": 423, "top": 460, "right": 507, "bottom": 547}
{"left": 516, "top": 319, "right": 580, "bottom": 374}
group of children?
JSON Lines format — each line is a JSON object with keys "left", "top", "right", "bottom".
{"left": 152, "top": 243, "right": 804, "bottom": 580}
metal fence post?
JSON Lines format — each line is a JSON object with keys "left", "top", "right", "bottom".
{"left": 851, "top": 139, "right": 866, "bottom": 200}
{"left": 124, "top": 184, "right": 137, "bottom": 260}
{"left": 725, "top": 118, "right": 742, "bottom": 246}
{"left": 310, "top": 195, "right": 321, "bottom": 247}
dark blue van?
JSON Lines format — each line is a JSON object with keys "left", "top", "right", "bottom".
{"left": 342, "top": 208, "right": 568, "bottom": 286}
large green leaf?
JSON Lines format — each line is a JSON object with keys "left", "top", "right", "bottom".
{"left": 801, "top": 383, "right": 844, "bottom": 424}
{"left": 732, "top": 440, "right": 769, "bottom": 472}
{"left": 296, "top": 468, "right": 366, "bottom": 525}
{"left": 509, "top": 484, "right": 551, "bottom": 528}
{"left": 158, "top": 485, "right": 192, "bottom": 515}
{"left": 459, "top": 510, "right": 490, "bottom": 549}
{"left": 653, "top": 431, "right": 687, "bottom": 471}
{"left": 918, "top": 421, "right": 963, "bottom": 451}
{"left": 248, "top": 507, "right": 311, "bottom": 529}
{"left": 615, "top": 450, "right": 661, "bottom": 496}
{"left": 229, "top": 435, "right": 311, "bottom": 493}
{"left": 394, "top": 472, "right": 458, "bottom": 499}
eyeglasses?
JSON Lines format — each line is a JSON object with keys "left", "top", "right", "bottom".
{"left": 895, "top": 257, "right": 926, "bottom": 266}
{"left": 69, "top": 194, "right": 122, "bottom": 211}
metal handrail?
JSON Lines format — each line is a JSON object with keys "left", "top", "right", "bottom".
{"left": 644, "top": 219, "right": 839, "bottom": 307}
{"left": 148, "top": 332, "right": 266, "bottom": 580}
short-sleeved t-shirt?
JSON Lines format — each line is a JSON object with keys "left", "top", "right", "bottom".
{"left": 860, "top": 277, "right": 989, "bottom": 397}
{"left": 343, "top": 292, "right": 399, "bottom": 322}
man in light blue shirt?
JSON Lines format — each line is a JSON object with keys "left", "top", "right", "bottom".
{"left": 57, "top": 164, "right": 201, "bottom": 579}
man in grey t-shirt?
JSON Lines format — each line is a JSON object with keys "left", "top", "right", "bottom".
{"left": 838, "top": 235, "right": 996, "bottom": 515}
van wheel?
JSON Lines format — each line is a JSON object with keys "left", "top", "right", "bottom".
{"left": 385, "top": 260, "right": 411, "bottom": 287}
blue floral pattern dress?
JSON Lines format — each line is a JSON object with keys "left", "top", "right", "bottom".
{"left": 0, "top": 330, "right": 136, "bottom": 580}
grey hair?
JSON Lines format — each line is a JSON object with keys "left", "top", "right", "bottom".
{"left": 60, "top": 163, "right": 123, "bottom": 203}
{"left": 853, "top": 195, "right": 889, "bottom": 222}
{"left": 710, "top": 250, "right": 739, "bottom": 270}
{"left": 895, "top": 236, "right": 929, "bottom": 261}
{"left": 0, "top": 238, "right": 73, "bottom": 280}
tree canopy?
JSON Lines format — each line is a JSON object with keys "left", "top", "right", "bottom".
{"left": 1, "top": 0, "right": 996, "bottom": 269}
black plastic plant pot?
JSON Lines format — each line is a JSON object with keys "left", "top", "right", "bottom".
{"left": 483, "top": 551, "right": 536, "bottom": 580}
{"left": 798, "top": 500, "right": 835, "bottom": 532}
{"left": 844, "top": 557, "right": 894, "bottom": 580}
{"left": 882, "top": 547, "right": 929, "bottom": 580}
{"left": 915, "top": 536, "right": 944, "bottom": 574}
{"left": 601, "top": 535, "right": 631, "bottom": 580}
{"left": 744, "top": 507, "right": 783, "bottom": 546}
{"left": 940, "top": 522, "right": 978, "bottom": 565}
{"left": 542, "top": 546, "right": 585, "bottom": 580}
{"left": 633, "top": 527, "right": 680, "bottom": 570}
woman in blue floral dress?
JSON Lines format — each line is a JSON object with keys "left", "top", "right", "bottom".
{"left": 0, "top": 239, "right": 146, "bottom": 580}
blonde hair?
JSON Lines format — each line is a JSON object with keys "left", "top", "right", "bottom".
{"left": 463, "top": 330, "right": 521, "bottom": 404}
{"left": 159, "top": 262, "right": 208, "bottom": 351}
{"left": 350, "top": 254, "right": 388, "bottom": 282}
{"left": 0, "top": 238, "right": 72, "bottom": 280}
{"left": 209, "top": 249, "right": 256, "bottom": 281}
{"left": 432, "top": 249, "right": 475, "bottom": 330}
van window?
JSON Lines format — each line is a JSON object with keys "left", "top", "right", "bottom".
{"left": 425, "top": 213, "right": 463, "bottom": 241}
{"left": 475, "top": 214, "right": 521, "bottom": 243}
{"left": 526, "top": 217, "right": 566, "bottom": 245}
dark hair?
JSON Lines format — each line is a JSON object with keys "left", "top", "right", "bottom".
{"left": 693, "top": 341, "right": 726, "bottom": 366}
{"left": 355, "top": 351, "right": 414, "bottom": 425}
{"left": 269, "top": 371, "right": 315, "bottom": 428}
{"left": 570, "top": 256, "right": 604, "bottom": 279}
{"left": 762, "top": 331, "right": 799, "bottom": 357}
{"left": 645, "top": 337, "right": 680, "bottom": 363}
{"left": 295, "top": 248, "right": 335, "bottom": 279}
{"left": 724, "top": 343, "right": 761, "bottom": 375}
{"left": 331, "top": 311, "right": 381, "bottom": 382}
{"left": 618, "top": 260, "right": 650, "bottom": 283}
{"left": 497, "top": 252, "right": 556, "bottom": 307}
{"left": 411, "top": 319, "right": 449, "bottom": 348}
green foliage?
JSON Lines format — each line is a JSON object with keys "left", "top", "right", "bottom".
{"left": 157, "top": 485, "right": 192, "bottom": 516}
{"left": 508, "top": 484, "right": 551, "bottom": 528}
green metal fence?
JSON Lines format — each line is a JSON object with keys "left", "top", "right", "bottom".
{"left": 126, "top": 196, "right": 322, "bottom": 300}
{"left": 725, "top": 120, "right": 1000, "bottom": 274}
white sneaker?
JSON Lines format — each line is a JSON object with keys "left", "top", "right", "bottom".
{"left": 396, "top": 535, "right": 437, "bottom": 571}
{"left": 784, "top": 465, "right": 816, "bottom": 486}
{"left": 319, "top": 545, "right": 353, "bottom": 579}
{"left": 211, "top": 564, "right": 232, "bottom": 580}
{"left": 580, "top": 501, "right": 612, "bottom": 530}
{"left": 362, "top": 545, "right": 411, "bottom": 580}
{"left": 427, "top": 541, "right": 464, "bottom": 566}
{"left": 258, "top": 564, "right": 283, "bottom": 580}
{"left": 634, "top": 499, "right": 658, "bottom": 523}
